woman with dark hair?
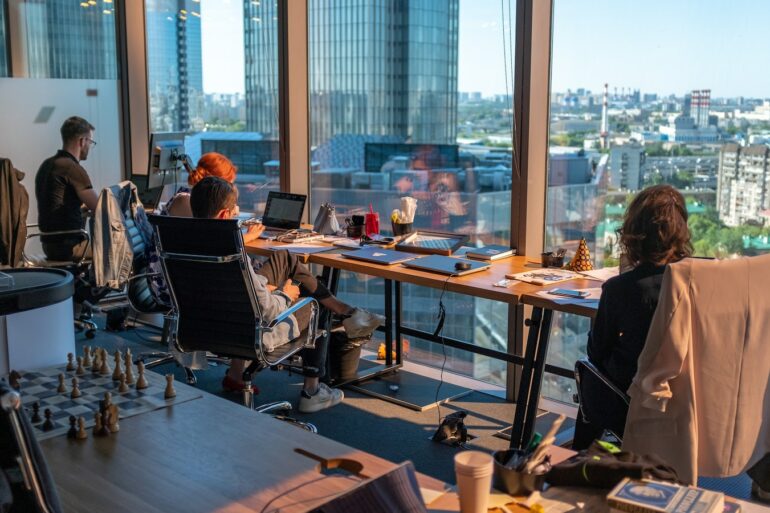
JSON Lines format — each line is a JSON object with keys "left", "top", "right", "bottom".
{"left": 575, "top": 185, "right": 693, "bottom": 447}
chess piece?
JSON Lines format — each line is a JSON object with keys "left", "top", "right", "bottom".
{"left": 103, "top": 391, "right": 112, "bottom": 409}
{"left": 82, "top": 345, "right": 92, "bottom": 368}
{"left": 112, "top": 350, "right": 123, "bottom": 381}
{"left": 92, "top": 349, "right": 102, "bottom": 375}
{"left": 124, "top": 354, "right": 135, "bottom": 385}
{"left": 9, "top": 370, "right": 21, "bottom": 391}
{"left": 57, "top": 373, "right": 67, "bottom": 393}
{"left": 42, "top": 409, "right": 54, "bottom": 431}
{"left": 66, "top": 352, "right": 75, "bottom": 372}
{"left": 93, "top": 412, "right": 109, "bottom": 437}
{"left": 108, "top": 404, "right": 120, "bottom": 433}
{"left": 135, "top": 361, "right": 148, "bottom": 390}
{"left": 76, "top": 416, "right": 88, "bottom": 440}
{"left": 564, "top": 238, "right": 593, "bottom": 272}
{"left": 164, "top": 374, "right": 176, "bottom": 399}
{"left": 76, "top": 356, "right": 86, "bottom": 376}
{"left": 118, "top": 373, "right": 129, "bottom": 393}
{"left": 67, "top": 415, "right": 78, "bottom": 439}
{"left": 99, "top": 349, "right": 110, "bottom": 375}
{"left": 71, "top": 377, "right": 82, "bottom": 399}
{"left": 31, "top": 402, "right": 41, "bottom": 423}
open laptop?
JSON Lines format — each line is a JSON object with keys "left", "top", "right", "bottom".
{"left": 402, "top": 254, "right": 490, "bottom": 276}
{"left": 253, "top": 191, "right": 308, "bottom": 238}
{"left": 341, "top": 247, "right": 421, "bottom": 266}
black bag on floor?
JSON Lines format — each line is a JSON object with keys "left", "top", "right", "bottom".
{"left": 0, "top": 382, "right": 64, "bottom": 513}
{"left": 328, "top": 329, "right": 366, "bottom": 383}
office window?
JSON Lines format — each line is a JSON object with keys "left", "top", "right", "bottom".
{"left": 0, "top": 0, "right": 123, "bottom": 233}
{"left": 543, "top": 0, "right": 770, "bottom": 403}
{"left": 308, "top": 0, "right": 516, "bottom": 387}
{"left": 145, "top": 0, "right": 278, "bottom": 210}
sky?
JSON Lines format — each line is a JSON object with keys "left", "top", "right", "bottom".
{"left": 200, "top": 0, "right": 770, "bottom": 99}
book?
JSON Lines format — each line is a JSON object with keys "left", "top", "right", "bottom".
{"left": 506, "top": 269, "right": 577, "bottom": 286}
{"left": 607, "top": 478, "right": 724, "bottom": 513}
{"left": 464, "top": 245, "right": 516, "bottom": 261}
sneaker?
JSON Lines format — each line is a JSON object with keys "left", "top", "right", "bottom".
{"left": 298, "top": 383, "right": 344, "bottom": 413}
{"left": 342, "top": 308, "right": 385, "bottom": 339}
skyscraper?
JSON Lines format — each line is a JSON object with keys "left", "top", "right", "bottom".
{"left": 146, "top": 0, "right": 203, "bottom": 132}
{"left": 244, "top": 0, "right": 459, "bottom": 145}
{"left": 717, "top": 143, "right": 770, "bottom": 227}
{"left": 22, "top": 1, "right": 117, "bottom": 79}
{"left": 0, "top": 2, "right": 8, "bottom": 77}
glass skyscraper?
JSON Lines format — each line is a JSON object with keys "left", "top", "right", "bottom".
{"left": 21, "top": 1, "right": 117, "bottom": 80}
{"left": 146, "top": 0, "right": 203, "bottom": 132}
{"left": 244, "top": 0, "right": 459, "bottom": 145}
{"left": 0, "top": 2, "right": 8, "bottom": 77}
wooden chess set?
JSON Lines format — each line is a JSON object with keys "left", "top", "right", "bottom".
{"left": 5, "top": 346, "right": 202, "bottom": 440}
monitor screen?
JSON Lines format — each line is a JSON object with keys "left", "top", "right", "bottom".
{"left": 147, "top": 132, "right": 186, "bottom": 190}
{"left": 262, "top": 192, "right": 307, "bottom": 230}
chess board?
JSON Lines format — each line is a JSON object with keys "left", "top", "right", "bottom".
{"left": 10, "top": 364, "right": 202, "bottom": 440}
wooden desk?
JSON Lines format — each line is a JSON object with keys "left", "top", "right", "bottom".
{"left": 39, "top": 388, "right": 451, "bottom": 513}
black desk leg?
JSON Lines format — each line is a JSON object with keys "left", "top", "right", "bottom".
{"left": 510, "top": 306, "right": 553, "bottom": 450}
{"left": 384, "top": 279, "right": 393, "bottom": 366}
{"left": 394, "top": 281, "right": 403, "bottom": 365}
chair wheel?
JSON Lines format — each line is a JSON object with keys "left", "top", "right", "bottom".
{"left": 85, "top": 329, "right": 96, "bottom": 339}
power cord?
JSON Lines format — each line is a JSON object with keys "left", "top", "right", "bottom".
{"left": 434, "top": 272, "right": 457, "bottom": 427}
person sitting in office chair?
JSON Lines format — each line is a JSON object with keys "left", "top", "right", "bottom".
{"left": 35, "top": 116, "right": 99, "bottom": 262}
{"left": 190, "top": 176, "right": 383, "bottom": 412}
{"left": 577, "top": 185, "right": 692, "bottom": 446}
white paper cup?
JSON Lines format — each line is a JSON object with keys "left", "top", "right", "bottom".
{"left": 454, "top": 451, "right": 494, "bottom": 513}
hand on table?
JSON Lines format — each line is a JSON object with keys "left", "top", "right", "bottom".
{"left": 242, "top": 222, "right": 265, "bottom": 243}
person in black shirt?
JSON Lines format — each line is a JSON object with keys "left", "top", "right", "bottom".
{"left": 35, "top": 116, "right": 99, "bottom": 261}
{"left": 575, "top": 185, "right": 693, "bottom": 448}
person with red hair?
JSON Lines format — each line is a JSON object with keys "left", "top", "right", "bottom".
{"left": 164, "top": 152, "right": 238, "bottom": 217}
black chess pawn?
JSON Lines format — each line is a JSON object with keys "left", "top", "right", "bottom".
{"left": 31, "top": 401, "right": 41, "bottom": 423}
{"left": 67, "top": 415, "right": 78, "bottom": 439}
{"left": 42, "top": 409, "right": 54, "bottom": 431}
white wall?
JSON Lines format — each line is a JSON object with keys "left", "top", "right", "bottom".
{"left": 0, "top": 78, "right": 123, "bottom": 225}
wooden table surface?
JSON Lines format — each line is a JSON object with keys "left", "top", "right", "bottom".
{"left": 39, "top": 388, "right": 451, "bottom": 513}
{"left": 245, "top": 239, "right": 601, "bottom": 305}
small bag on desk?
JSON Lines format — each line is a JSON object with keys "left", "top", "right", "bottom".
{"left": 0, "top": 382, "right": 64, "bottom": 513}
{"left": 313, "top": 202, "right": 341, "bottom": 235}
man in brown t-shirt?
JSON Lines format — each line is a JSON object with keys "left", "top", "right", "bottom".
{"left": 35, "top": 116, "right": 99, "bottom": 261}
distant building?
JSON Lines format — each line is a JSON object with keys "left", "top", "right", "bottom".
{"left": 549, "top": 152, "right": 592, "bottom": 186}
{"left": 659, "top": 115, "right": 720, "bottom": 143}
{"left": 717, "top": 143, "right": 770, "bottom": 227}
{"left": 609, "top": 142, "right": 646, "bottom": 191}
{"left": 0, "top": 3, "right": 8, "bottom": 76}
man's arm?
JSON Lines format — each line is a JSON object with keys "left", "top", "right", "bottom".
{"left": 77, "top": 187, "right": 99, "bottom": 212}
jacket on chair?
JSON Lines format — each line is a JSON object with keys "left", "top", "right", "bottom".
{"left": 0, "top": 158, "right": 29, "bottom": 267}
{"left": 623, "top": 254, "right": 770, "bottom": 484}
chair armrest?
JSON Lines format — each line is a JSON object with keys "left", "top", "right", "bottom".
{"left": 264, "top": 296, "right": 316, "bottom": 330}
{"left": 126, "top": 271, "right": 161, "bottom": 283}
{"left": 26, "top": 228, "right": 90, "bottom": 241}
{"left": 574, "top": 358, "right": 630, "bottom": 405}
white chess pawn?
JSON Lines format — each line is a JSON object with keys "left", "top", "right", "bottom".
{"left": 118, "top": 373, "right": 129, "bottom": 393}
{"left": 66, "top": 353, "right": 75, "bottom": 372}
{"left": 164, "top": 374, "right": 176, "bottom": 399}
{"left": 82, "top": 346, "right": 92, "bottom": 368}
{"left": 71, "top": 377, "right": 82, "bottom": 399}
{"left": 76, "top": 416, "right": 88, "bottom": 440}
{"left": 135, "top": 361, "right": 148, "bottom": 390}
{"left": 57, "top": 373, "right": 67, "bottom": 393}
{"left": 76, "top": 356, "right": 86, "bottom": 376}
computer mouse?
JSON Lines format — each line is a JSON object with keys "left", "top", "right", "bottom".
{"left": 454, "top": 261, "right": 472, "bottom": 271}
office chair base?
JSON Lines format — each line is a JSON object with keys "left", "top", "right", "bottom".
{"left": 138, "top": 353, "right": 198, "bottom": 385}
{"left": 273, "top": 416, "right": 317, "bottom": 433}
{"left": 74, "top": 318, "right": 98, "bottom": 339}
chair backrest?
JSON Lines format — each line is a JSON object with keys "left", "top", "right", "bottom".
{"left": 574, "top": 358, "right": 629, "bottom": 439}
{"left": 148, "top": 215, "right": 263, "bottom": 360}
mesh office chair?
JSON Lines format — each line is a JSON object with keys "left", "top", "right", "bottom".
{"left": 572, "top": 358, "right": 630, "bottom": 450}
{"left": 148, "top": 214, "right": 321, "bottom": 425}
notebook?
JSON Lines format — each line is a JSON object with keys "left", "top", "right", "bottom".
{"left": 341, "top": 247, "right": 421, "bottom": 266}
{"left": 464, "top": 245, "right": 516, "bottom": 261}
{"left": 402, "top": 255, "right": 490, "bottom": 276}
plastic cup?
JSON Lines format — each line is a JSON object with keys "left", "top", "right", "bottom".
{"left": 454, "top": 450, "right": 494, "bottom": 513}
{"left": 364, "top": 212, "right": 380, "bottom": 236}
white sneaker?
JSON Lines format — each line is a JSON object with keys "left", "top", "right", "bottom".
{"left": 342, "top": 308, "right": 385, "bottom": 339}
{"left": 298, "top": 383, "right": 344, "bottom": 413}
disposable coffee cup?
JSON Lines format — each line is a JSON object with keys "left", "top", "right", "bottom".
{"left": 454, "top": 450, "right": 493, "bottom": 513}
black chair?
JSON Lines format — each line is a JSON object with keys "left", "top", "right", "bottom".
{"left": 572, "top": 358, "right": 630, "bottom": 450}
{"left": 22, "top": 224, "right": 99, "bottom": 338}
{"left": 148, "top": 214, "right": 321, "bottom": 426}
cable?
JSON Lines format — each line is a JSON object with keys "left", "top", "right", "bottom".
{"left": 434, "top": 272, "right": 457, "bottom": 427}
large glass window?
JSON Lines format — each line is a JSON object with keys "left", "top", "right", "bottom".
{"left": 145, "top": 0, "right": 279, "bottom": 210}
{"left": 543, "top": 0, "right": 770, "bottom": 403}
{"left": 308, "top": 0, "right": 517, "bottom": 387}
{"left": 0, "top": 0, "right": 122, "bottom": 237}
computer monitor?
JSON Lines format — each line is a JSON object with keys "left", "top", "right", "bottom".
{"left": 147, "top": 132, "right": 186, "bottom": 190}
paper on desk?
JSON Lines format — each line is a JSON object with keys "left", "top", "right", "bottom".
{"left": 268, "top": 243, "right": 335, "bottom": 255}
{"left": 536, "top": 287, "right": 602, "bottom": 308}
{"left": 578, "top": 266, "right": 619, "bottom": 282}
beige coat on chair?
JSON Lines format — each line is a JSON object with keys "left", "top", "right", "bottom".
{"left": 623, "top": 254, "right": 770, "bottom": 485}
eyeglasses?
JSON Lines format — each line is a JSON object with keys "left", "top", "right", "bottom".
{"left": 84, "top": 137, "right": 97, "bottom": 147}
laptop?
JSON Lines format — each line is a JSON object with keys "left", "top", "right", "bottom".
{"left": 341, "top": 247, "right": 421, "bottom": 266}
{"left": 256, "top": 191, "right": 308, "bottom": 238}
{"left": 401, "top": 254, "right": 490, "bottom": 276}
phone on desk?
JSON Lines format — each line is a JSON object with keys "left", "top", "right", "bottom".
{"left": 549, "top": 288, "right": 589, "bottom": 298}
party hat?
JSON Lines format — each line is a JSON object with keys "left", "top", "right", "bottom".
{"left": 565, "top": 238, "right": 593, "bottom": 271}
